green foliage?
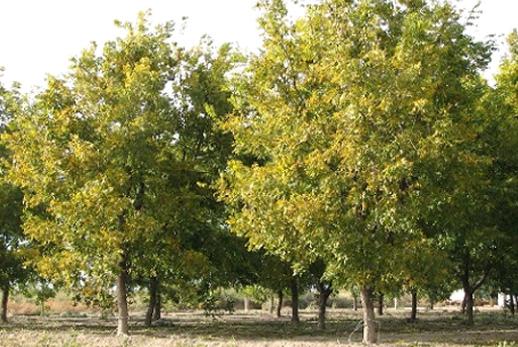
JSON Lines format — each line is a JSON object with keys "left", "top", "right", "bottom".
{"left": 4, "top": 13, "right": 184, "bottom": 306}
{"left": 1, "top": 3, "right": 518, "bottom": 339}
{"left": 220, "top": 0, "right": 493, "bottom": 293}
{"left": 22, "top": 280, "right": 56, "bottom": 316}
{"left": 241, "top": 284, "right": 271, "bottom": 303}
{"left": 0, "top": 77, "right": 32, "bottom": 294}
{"left": 489, "top": 30, "right": 518, "bottom": 299}
{"left": 200, "top": 288, "right": 236, "bottom": 316}
{"left": 4, "top": 13, "right": 254, "bottom": 320}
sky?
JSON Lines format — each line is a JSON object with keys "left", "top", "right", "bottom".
{"left": 0, "top": 0, "right": 516, "bottom": 91}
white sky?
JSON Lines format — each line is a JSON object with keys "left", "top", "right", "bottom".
{"left": 0, "top": 0, "right": 516, "bottom": 91}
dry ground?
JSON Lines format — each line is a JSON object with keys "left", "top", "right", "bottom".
{"left": 0, "top": 307, "right": 517, "bottom": 346}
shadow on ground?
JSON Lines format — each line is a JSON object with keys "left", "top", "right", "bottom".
{"left": 1, "top": 309, "right": 517, "bottom": 345}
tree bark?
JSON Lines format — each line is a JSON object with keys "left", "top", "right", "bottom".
{"left": 290, "top": 278, "right": 299, "bottom": 323}
{"left": 509, "top": 293, "right": 515, "bottom": 316}
{"left": 145, "top": 277, "right": 158, "bottom": 327}
{"left": 116, "top": 189, "right": 138, "bottom": 336}
{"left": 461, "top": 294, "right": 467, "bottom": 314}
{"left": 269, "top": 295, "right": 274, "bottom": 314}
{"left": 1, "top": 286, "right": 8, "bottom": 323}
{"left": 377, "top": 294, "right": 384, "bottom": 316}
{"left": 429, "top": 299, "right": 434, "bottom": 310}
{"left": 117, "top": 258, "right": 129, "bottom": 336}
{"left": 276, "top": 290, "right": 283, "bottom": 318}
{"left": 464, "top": 288, "right": 474, "bottom": 325}
{"left": 360, "top": 286, "right": 377, "bottom": 344}
{"left": 317, "top": 283, "right": 332, "bottom": 330}
{"left": 394, "top": 297, "right": 398, "bottom": 310}
{"left": 244, "top": 297, "right": 249, "bottom": 313}
{"left": 353, "top": 293, "right": 358, "bottom": 311}
{"left": 152, "top": 287, "right": 161, "bottom": 321}
{"left": 410, "top": 290, "right": 417, "bottom": 322}
{"left": 458, "top": 252, "right": 487, "bottom": 325}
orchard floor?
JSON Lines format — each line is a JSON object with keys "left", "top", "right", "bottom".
{"left": 0, "top": 307, "right": 517, "bottom": 347}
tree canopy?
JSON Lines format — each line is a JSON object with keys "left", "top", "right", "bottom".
{"left": 219, "top": 0, "right": 499, "bottom": 342}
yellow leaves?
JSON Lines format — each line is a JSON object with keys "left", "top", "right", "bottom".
{"left": 1, "top": 13, "right": 232, "bottom": 294}
{"left": 411, "top": 98, "right": 429, "bottom": 113}
{"left": 67, "top": 135, "right": 97, "bottom": 168}
{"left": 303, "top": 149, "right": 327, "bottom": 177}
{"left": 36, "top": 250, "right": 83, "bottom": 282}
{"left": 364, "top": 48, "right": 386, "bottom": 65}
{"left": 23, "top": 215, "right": 59, "bottom": 245}
{"left": 124, "top": 211, "right": 161, "bottom": 242}
{"left": 37, "top": 258, "right": 56, "bottom": 278}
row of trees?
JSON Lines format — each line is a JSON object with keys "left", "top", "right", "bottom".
{"left": 0, "top": 0, "right": 517, "bottom": 344}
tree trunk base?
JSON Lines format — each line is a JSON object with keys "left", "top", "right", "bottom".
{"left": 290, "top": 278, "right": 300, "bottom": 323}
{"left": 1, "top": 286, "right": 9, "bottom": 323}
{"left": 117, "top": 265, "right": 129, "bottom": 336}
{"left": 360, "top": 286, "right": 377, "bottom": 344}
{"left": 317, "top": 286, "right": 332, "bottom": 330}
{"left": 410, "top": 290, "right": 418, "bottom": 322}
{"left": 276, "top": 290, "right": 283, "bottom": 318}
{"left": 465, "top": 289, "right": 474, "bottom": 326}
{"left": 145, "top": 277, "right": 158, "bottom": 327}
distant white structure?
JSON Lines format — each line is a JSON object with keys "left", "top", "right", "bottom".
{"left": 449, "top": 289, "right": 464, "bottom": 303}
{"left": 450, "top": 289, "right": 507, "bottom": 308}
{"left": 498, "top": 293, "right": 512, "bottom": 308}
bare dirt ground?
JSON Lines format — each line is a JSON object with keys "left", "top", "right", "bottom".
{"left": 0, "top": 307, "right": 517, "bottom": 346}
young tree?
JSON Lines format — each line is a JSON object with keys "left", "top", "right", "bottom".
{"left": 220, "top": 0, "right": 492, "bottom": 342}
{"left": 254, "top": 254, "right": 293, "bottom": 318}
{"left": 400, "top": 239, "right": 452, "bottom": 321}
{"left": 308, "top": 259, "right": 333, "bottom": 330}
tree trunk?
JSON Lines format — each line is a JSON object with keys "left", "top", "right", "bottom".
{"left": 1, "top": 286, "right": 8, "bottom": 323}
{"left": 464, "top": 288, "right": 474, "bottom": 326}
{"left": 377, "top": 294, "right": 384, "bottom": 316}
{"left": 290, "top": 278, "right": 299, "bottom": 323}
{"left": 317, "top": 284, "right": 332, "bottom": 330}
{"left": 459, "top": 252, "right": 487, "bottom": 325}
{"left": 429, "top": 298, "right": 434, "bottom": 310}
{"left": 152, "top": 288, "right": 161, "bottom": 321}
{"left": 276, "top": 290, "right": 283, "bottom": 318}
{"left": 353, "top": 293, "right": 358, "bottom": 311}
{"left": 509, "top": 294, "right": 516, "bottom": 316}
{"left": 394, "top": 297, "right": 398, "bottom": 310}
{"left": 244, "top": 297, "right": 249, "bottom": 313}
{"left": 145, "top": 277, "right": 158, "bottom": 327}
{"left": 360, "top": 286, "right": 377, "bottom": 344}
{"left": 461, "top": 294, "right": 467, "bottom": 314}
{"left": 410, "top": 290, "right": 417, "bottom": 322}
{"left": 269, "top": 296, "right": 274, "bottom": 314}
{"left": 117, "top": 259, "right": 129, "bottom": 336}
